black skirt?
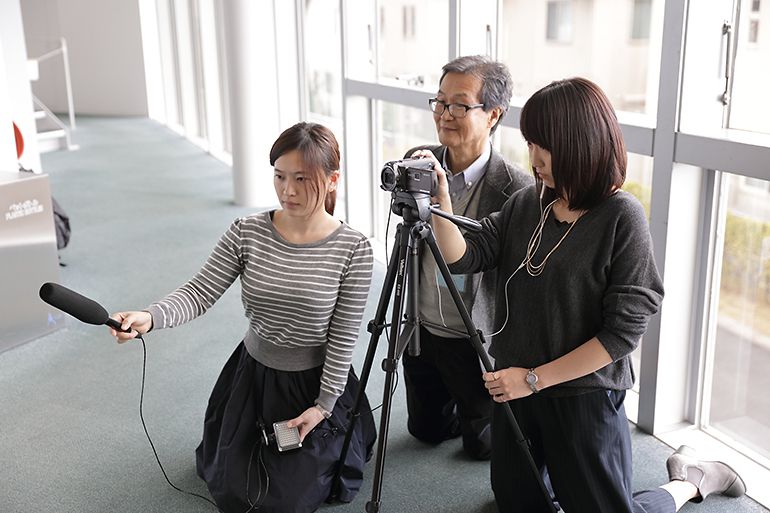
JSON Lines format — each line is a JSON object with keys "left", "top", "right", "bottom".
{"left": 195, "top": 342, "right": 377, "bottom": 513}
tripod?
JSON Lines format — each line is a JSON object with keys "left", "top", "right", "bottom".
{"left": 329, "top": 191, "right": 558, "bottom": 513}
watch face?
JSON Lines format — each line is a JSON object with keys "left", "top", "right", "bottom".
{"left": 526, "top": 372, "right": 537, "bottom": 385}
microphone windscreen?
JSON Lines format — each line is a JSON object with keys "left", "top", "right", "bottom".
{"left": 39, "top": 282, "right": 110, "bottom": 326}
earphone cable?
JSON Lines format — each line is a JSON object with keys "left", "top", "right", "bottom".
{"left": 489, "top": 191, "right": 584, "bottom": 336}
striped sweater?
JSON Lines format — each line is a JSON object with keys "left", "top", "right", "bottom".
{"left": 146, "top": 210, "right": 374, "bottom": 413}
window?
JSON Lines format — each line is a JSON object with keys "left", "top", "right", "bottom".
{"left": 546, "top": 1, "right": 573, "bottom": 43}
{"left": 402, "top": 5, "right": 416, "bottom": 39}
{"left": 305, "top": 0, "right": 343, "bottom": 121}
{"left": 752, "top": 0, "right": 761, "bottom": 12}
{"left": 497, "top": 127, "right": 530, "bottom": 174}
{"left": 624, "top": 154, "right": 654, "bottom": 219}
{"left": 704, "top": 173, "right": 770, "bottom": 463}
{"left": 632, "top": 0, "right": 652, "bottom": 40}
{"left": 744, "top": 177, "right": 770, "bottom": 192}
{"left": 458, "top": 0, "right": 497, "bottom": 57}
{"left": 725, "top": 0, "right": 770, "bottom": 134}
{"left": 380, "top": 6, "right": 385, "bottom": 33}
{"left": 501, "top": 0, "right": 663, "bottom": 115}
{"left": 749, "top": 19, "right": 759, "bottom": 43}
{"left": 378, "top": 1, "right": 447, "bottom": 87}
{"left": 156, "top": 0, "right": 183, "bottom": 128}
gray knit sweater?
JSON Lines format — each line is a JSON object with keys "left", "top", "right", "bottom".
{"left": 146, "top": 211, "right": 373, "bottom": 412}
{"left": 449, "top": 185, "right": 664, "bottom": 395}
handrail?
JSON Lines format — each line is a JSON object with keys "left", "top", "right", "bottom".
{"left": 29, "top": 37, "right": 77, "bottom": 134}
{"left": 60, "top": 38, "right": 76, "bottom": 130}
{"left": 32, "top": 95, "right": 75, "bottom": 150}
{"left": 33, "top": 47, "right": 64, "bottom": 63}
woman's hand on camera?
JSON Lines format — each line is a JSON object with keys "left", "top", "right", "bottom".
{"left": 410, "top": 149, "right": 451, "bottom": 210}
{"left": 286, "top": 406, "right": 325, "bottom": 442}
{"left": 109, "top": 311, "right": 152, "bottom": 342}
{"left": 483, "top": 367, "right": 533, "bottom": 402}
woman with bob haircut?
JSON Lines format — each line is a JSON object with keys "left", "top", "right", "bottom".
{"left": 425, "top": 77, "right": 746, "bottom": 512}
{"left": 108, "top": 122, "right": 377, "bottom": 513}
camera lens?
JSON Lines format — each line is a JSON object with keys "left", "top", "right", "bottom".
{"left": 380, "top": 163, "right": 397, "bottom": 191}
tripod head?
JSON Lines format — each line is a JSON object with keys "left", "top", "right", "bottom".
{"left": 391, "top": 191, "right": 433, "bottom": 222}
{"left": 389, "top": 191, "right": 482, "bottom": 233}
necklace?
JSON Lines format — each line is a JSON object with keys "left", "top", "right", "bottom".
{"left": 524, "top": 196, "right": 585, "bottom": 277}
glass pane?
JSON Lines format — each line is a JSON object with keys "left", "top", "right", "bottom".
{"left": 707, "top": 173, "right": 770, "bottom": 461}
{"left": 305, "top": 0, "right": 346, "bottom": 219}
{"left": 500, "top": 0, "right": 664, "bottom": 114}
{"left": 305, "top": 0, "right": 343, "bottom": 120}
{"left": 459, "top": 0, "right": 497, "bottom": 57}
{"left": 172, "top": 0, "right": 201, "bottom": 138}
{"left": 374, "top": 102, "right": 438, "bottom": 241}
{"left": 547, "top": 1, "right": 573, "bottom": 42}
{"left": 728, "top": 0, "right": 770, "bottom": 134}
{"left": 156, "top": 0, "right": 182, "bottom": 127}
{"left": 198, "top": 0, "right": 226, "bottom": 153}
{"left": 624, "top": 154, "right": 653, "bottom": 219}
{"left": 378, "top": 1, "right": 448, "bottom": 88}
{"left": 632, "top": 0, "right": 653, "bottom": 40}
{"left": 497, "top": 126, "right": 531, "bottom": 172}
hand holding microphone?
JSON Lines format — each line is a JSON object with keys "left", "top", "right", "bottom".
{"left": 38, "top": 282, "right": 151, "bottom": 341}
{"left": 109, "top": 311, "right": 152, "bottom": 342}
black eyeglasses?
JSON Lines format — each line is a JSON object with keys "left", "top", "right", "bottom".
{"left": 428, "top": 98, "right": 485, "bottom": 118}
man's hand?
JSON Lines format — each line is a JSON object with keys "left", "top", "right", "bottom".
{"left": 410, "top": 149, "right": 451, "bottom": 209}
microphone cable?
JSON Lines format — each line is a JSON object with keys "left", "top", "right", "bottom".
{"left": 135, "top": 333, "right": 224, "bottom": 512}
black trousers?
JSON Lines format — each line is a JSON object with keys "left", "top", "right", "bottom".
{"left": 402, "top": 326, "right": 493, "bottom": 459}
{"left": 491, "top": 389, "right": 675, "bottom": 513}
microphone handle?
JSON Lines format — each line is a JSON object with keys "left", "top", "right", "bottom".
{"left": 105, "top": 317, "right": 134, "bottom": 334}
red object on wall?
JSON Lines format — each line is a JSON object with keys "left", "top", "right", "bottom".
{"left": 13, "top": 122, "right": 25, "bottom": 159}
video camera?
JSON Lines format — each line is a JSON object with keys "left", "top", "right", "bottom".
{"left": 380, "top": 157, "right": 438, "bottom": 196}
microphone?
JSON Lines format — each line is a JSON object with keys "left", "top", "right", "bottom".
{"left": 39, "top": 282, "right": 132, "bottom": 333}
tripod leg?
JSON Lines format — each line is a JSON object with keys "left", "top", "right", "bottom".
{"left": 328, "top": 224, "right": 405, "bottom": 502}
{"left": 422, "top": 230, "right": 559, "bottom": 513}
{"left": 364, "top": 223, "right": 416, "bottom": 513}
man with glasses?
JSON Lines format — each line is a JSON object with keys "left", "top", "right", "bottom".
{"left": 404, "top": 55, "right": 532, "bottom": 460}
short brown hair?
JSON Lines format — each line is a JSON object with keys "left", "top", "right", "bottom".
{"left": 520, "top": 77, "right": 626, "bottom": 210}
{"left": 269, "top": 122, "right": 340, "bottom": 215}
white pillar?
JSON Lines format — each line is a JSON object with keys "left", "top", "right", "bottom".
{"left": 0, "top": 42, "right": 17, "bottom": 172}
{"left": 223, "top": 0, "right": 284, "bottom": 207}
{"left": 1, "top": 0, "right": 41, "bottom": 173}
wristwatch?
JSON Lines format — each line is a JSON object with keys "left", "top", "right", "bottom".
{"left": 525, "top": 368, "right": 540, "bottom": 394}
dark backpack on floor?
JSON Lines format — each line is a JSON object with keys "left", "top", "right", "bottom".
{"left": 51, "top": 196, "right": 71, "bottom": 250}
{"left": 18, "top": 165, "right": 71, "bottom": 250}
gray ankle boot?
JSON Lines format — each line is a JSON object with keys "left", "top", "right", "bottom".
{"left": 666, "top": 445, "right": 747, "bottom": 503}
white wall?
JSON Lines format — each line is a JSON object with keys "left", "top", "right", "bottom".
{"left": 21, "top": 0, "right": 148, "bottom": 116}
{"left": 1, "top": 0, "right": 41, "bottom": 173}
{"left": 0, "top": 41, "right": 19, "bottom": 174}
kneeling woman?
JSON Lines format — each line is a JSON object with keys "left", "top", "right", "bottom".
{"left": 110, "top": 122, "right": 377, "bottom": 513}
{"left": 426, "top": 78, "right": 745, "bottom": 513}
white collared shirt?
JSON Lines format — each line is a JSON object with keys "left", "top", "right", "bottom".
{"left": 442, "top": 142, "right": 491, "bottom": 202}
